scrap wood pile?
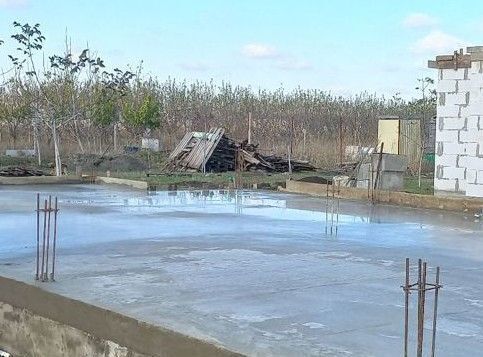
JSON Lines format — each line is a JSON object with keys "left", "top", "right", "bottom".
{"left": 166, "top": 128, "right": 315, "bottom": 173}
{"left": 0, "top": 166, "right": 46, "bottom": 177}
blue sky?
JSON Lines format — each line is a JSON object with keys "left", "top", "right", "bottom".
{"left": 1, "top": 0, "right": 483, "bottom": 98}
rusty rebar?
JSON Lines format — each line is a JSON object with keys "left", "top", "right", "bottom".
{"left": 431, "top": 266, "right": 440, "bottom": 357}
{"left": 44, "top": 196, "right": 52, "bottom": 281}
{"left": 35, "top": 193, "right": 40, "bottom": 280}
{"left": 335, "top": 181, "right": 340, "bottom": 235}
{"left": 325, "top": 183, "right": 329, "bottom": 235}
{"left": 404, "top": 258, "right": 409, "bottom": 357}
{"left": 416, "top": 259, "right": 422, "bottom": 357}
{"left": 40, "top": 199, "right": 47, "bottom": 282}
{"left": 50, "top": 197, "right": 58, "bottom": 281}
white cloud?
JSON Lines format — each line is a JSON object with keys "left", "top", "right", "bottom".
{"left": 0, "top": 0, "right": 28, "bottom": 8}
{"left": 241, "top": 43, "right": 279, "bottom": 59}
{"left": 412, "top": 30, "right": 465, "bottom": 54}
{"left": 402, "top": 13, "right": 438, "bottom": 29}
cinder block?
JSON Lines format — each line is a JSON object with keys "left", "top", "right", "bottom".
{"left": 446, "top": 92, "right": 468, "bottom": 105}
{"left": 441, "top": 117, "right": 465, "bottom": 130}
{"left": 470, "top": 61, "right": 481, "bottom": 74}
{"left": 459, "top": 128, "right": 483, "bottom": 143}
{"left": 434, "top": 178, "right": 457, "bottom": 192}
{"left": 478, "top": 170, "right": 483, "bottom": 184}
{"left": 442, "top": 166, "right": 466, "bottom": 180}
{"left": 466, "top": 116, "right": 480, "bottom": 130}
{"left": 437, "top": 79, "right": 457, "bottom": 93}
{"left": 467, "top": 169, "right": 477, "bottom": 184}
{"left": 459, "top": 155, "right": 483, "bottom": 170}
{"left": 464, "top": 142, "right": 479, "bottom": 156}
{"left": 471, "top": 101, "right": 483, "bottom": 115}
{"left": 436, "top": 129, "right": 459, "bottom": 142}
{"left": 437, "top": 104, "right": 460, "bottom": 117}
{"left": 466, "top": 183, "right": 483, "bottom": 197}
{"left": 458, "top": 178, "right": 467, "bottom": 192}
{"left": 443, "top": 68, "right": 466, "bottom": 80}
{"left": 442, "top": 142, "right": 467, "bottom": 155}
{"left": 457, "top": 79, "right": 472, "bottom": 92}
{"left": 435, "top": 153, "right": 458, "bottom": 167}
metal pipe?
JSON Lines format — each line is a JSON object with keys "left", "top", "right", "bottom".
{"left": 51, "top": 197, "right": 58, "bottom": 281}
{"left": 430, "top": 267, "right": 440, "bottom": 357}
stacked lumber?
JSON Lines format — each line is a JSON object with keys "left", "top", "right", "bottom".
{"left": 167, "top": 128, "right": 316, "bottom": 173}
{"left": 239, "top": 149, "right": 315, "bottom": 172}
{"left": 0, "top": 166, "right": 46, "bottom": 177}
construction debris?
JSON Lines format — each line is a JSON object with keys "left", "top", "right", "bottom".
{"left": 0, "top": 166, "right": 46, "bottom": 177}
{"left": 167, "top": 128, "right": 315, "bottom": 173}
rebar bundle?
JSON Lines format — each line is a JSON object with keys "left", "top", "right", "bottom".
{"left": 402, "top": 258, "right": 442, "bottom": 357}
{"left": 35, "top": 194, "right": 60, "bottom": 282}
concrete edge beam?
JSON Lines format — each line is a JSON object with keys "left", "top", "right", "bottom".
{"left": 281, "top": 180, "right": 483, "bottom": 213}
{"left": 96, "top": 176, "right": 148, "bottom": 190}
{"left": 0, "top": 276, "right": 243, "bottom": 357}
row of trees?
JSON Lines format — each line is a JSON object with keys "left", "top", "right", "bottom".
{"left": 0, "top": 22, "right": 436, "bottom": 173}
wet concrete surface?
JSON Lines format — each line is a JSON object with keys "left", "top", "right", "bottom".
{"left": 0, "top": 184, "right": 482, "bottom": 356}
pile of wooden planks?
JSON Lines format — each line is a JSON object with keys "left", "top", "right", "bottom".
{"left": 167, "top": 128, "right": 315, "bottom": 173}
{"left": 0, "top": 166, "right": 46, "bottom": 177}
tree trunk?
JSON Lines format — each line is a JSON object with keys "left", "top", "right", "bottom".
{"left": 52, "top": 120, "right": 62, "bottom": 176}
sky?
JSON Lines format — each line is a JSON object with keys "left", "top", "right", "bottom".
{"left": 1, "top": 0, "right": 483, "bottom": 99}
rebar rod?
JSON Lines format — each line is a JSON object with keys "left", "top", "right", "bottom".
{"left": 335, "top": 181, "right": 340, "bottom": 235}
{"left": 404, "top": 258, "right": 409, "bottom": 357}
{"left": 44, "top": 196, "right": 52, "bottom": 281}
{"left": 51, "top": 197, "right": 58, "bottom": 281}
{"left": 416, "top": 259, "right": 423, "bottom": 357}
{"left": 325, "top": 183, "right": 329, "bottom": 235}
{"left": 431, "top": 267, "right": 440, "bottom": 357}
{"left": 40, "top": 199, "right": 47, "bottom": 282}
{"left": 35, "top": 193, "right": 40, "bottom": 280}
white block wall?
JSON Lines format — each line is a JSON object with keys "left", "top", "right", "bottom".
{"left": 435, "top": 58, "right": 483, "bottom": 197}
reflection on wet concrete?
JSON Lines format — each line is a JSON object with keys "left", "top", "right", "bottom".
{"left": 0, "top": 184, "right": 482, "bottom": 356}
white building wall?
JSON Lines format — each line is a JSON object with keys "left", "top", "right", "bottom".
{"left": 434, "top": 52, "right": 483, "bottom": 197}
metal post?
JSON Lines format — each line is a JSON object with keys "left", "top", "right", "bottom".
{"left": 404, "top": 258, "right": 410, "bottom": 357}
{"left": 51, "top": 197, "right": 58, "bottom": 281}
{"left": 35, "top": 193, "right": 40, "bottom": 280}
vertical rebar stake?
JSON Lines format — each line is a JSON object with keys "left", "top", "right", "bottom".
{"left": 330, "top": 183, "right": 335, "bottom": 235}
{"left": 335, "top": 181, "right": 341, "bottom": 235}
{"left": 404, "top": 258, "right": 409, "bottom": 357}
{"left": 40, "top": 199, "right": 48, "bottom": 282}
{"left": 430, "top": 267, "right": 440, "bottom": 357}
{"left": 51, "top": 197, "right": 58, "bottom": 281}
{"left": 35, "top": 193, "right": 40, "bottom": 280}
{"left": 325, "top": 183, "right": 329, "bottom": 235}
{"left": 44, "top": 196, "right": 52, "bottom": 281}
{"left": 416, "top": 259, "right": 423, "bottom": 357}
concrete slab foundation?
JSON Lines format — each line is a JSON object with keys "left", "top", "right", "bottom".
{"left": 0, "top": 184, "right": 482, "bottom": 356}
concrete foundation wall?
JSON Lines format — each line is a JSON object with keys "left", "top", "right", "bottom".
{"left": 0, "top": 276, "right": 242, "bottom": 357}
{"left": 0, "top": 302, "right": 149, "bottom": 357}
{"left": 283, "top": 180, "right": 483, "bottom": 214}
{"left": 433, "top": 49, "right": 483, "bottom": 197}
